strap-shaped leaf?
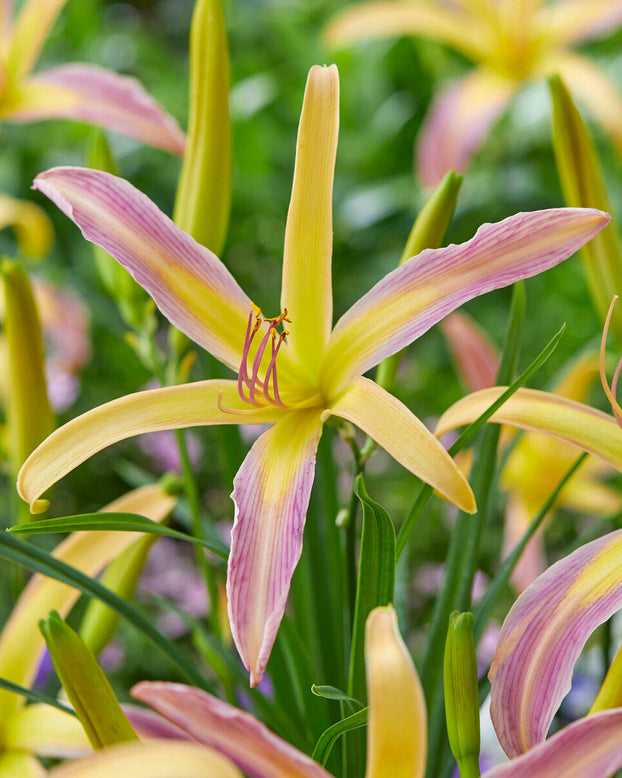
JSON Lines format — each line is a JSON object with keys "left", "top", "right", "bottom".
{"left": 311, "top": 707, "right": 369, "bottom": 766}
{"left": 9, "top": 513, "right": 228, "bottom": 559}
{"left": 348, "top": 475, "right": 396, "bottom": 705}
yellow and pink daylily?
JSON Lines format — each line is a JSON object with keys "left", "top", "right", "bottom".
{"left": 17, "top": 64, "right": 611, "bottom": 686}
{"left": 442, "top": 311, "right": 622, "bottom": 590}
{"left": 0, "top": 0, "right": 184, "bottom": 152}
{"left": 39, "top": 597, "right": 622, "bottom": 778}
{"left": 326, "top": 0, "right": 622, "bottom": 186}
{"left": 0, "top": 484, "right": 176, "bottom": 778}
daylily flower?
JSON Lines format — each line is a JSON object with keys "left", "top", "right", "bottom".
{"left": 487, "top": 527, "right": 622, "bottom": 772}
{"left": 442, "top": 311, "right": 622, "bottom": 590}
{"left": 42, "top": 599, "right": 622, "bottom": 778}
{"left": 45, "top": 605, "right": 427, "bottom": 778}
{"left": 326, "top": 0, "right": 622, "bottom": 186}
{"left": 17, "top": 64, "right": 611, "bottom": 686}
{"left": 0, "top": 484, "right": 176, "bottom": 777}
{"left": 0, "top": 0, "right": 184, "bottom": 153}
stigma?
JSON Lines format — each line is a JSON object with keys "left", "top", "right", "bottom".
{"left": 236, "top": 304, "right": 290, "bottom": 409}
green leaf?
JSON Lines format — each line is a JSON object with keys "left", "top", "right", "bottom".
{"left": 8, "top": 512, "right": 228, "bottom": 559}
{"left": 0, "top": 675, "right": 76, "bottom": 716}
{"left": 311, "top": 685, "right": 363, "bottom": 707}
{"left": 349, "top": 475, "right": 395, "bottom": 705}
{"left": 312, "top": 707, "right": 369, "bottom": 766}
{"left": 396, "top": 318, "right": 563, "bottom": 558}
{"left": 0, "top": 530, "right": 210, "bottom": 691}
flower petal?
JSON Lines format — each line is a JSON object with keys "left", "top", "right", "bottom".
{"left": 228, "top": 410, "right": 323, "bottom": 686}
{"left": 321, "top": 208, "right": 609, "bottom": 396}
{"left": 482, "top": 710, "right": 622, "bottom": 778}
{"left": 47, "top": 741, "right": 243, "bottom": 778}
{"left": 18, "top": 380, "right": 283, "bottom": 512}
{"left": 324, "top": 1, "right": 489, "bottom": 61}
{"left": 435, "top": 387, "right": 622, "bottom": 474}
{"left": 0, "top": 751, "right": 46, "bottom": 778}
{"left": 441, "top": 311, "right": 499, "bottom": 392}
{"left": 326, "top": 376, "right": 475, "bottom": 513}
{"left": 5, "top": 0, "right": 67, "bottom": 78}
{"left": 6, "top": 704, "right": 90, "bottom": 758}
{"left": 0, "top": 194, "right": 53, "bottom": 258}
{"left": 537, "top": 0, "right": 622, "bottom": 46}
{"left": 4, "top": 65, "right": 185, "bottom": 154}
{"left": 365, "top": 606, "right": 426, "bottom": 778}
{"left": 132, "top": 682, "right": 332, "bottom": 778}
{"left": 280, "top": 65, "right": 338, "bottom": 379}
{"left": 489, "top": 529, "right": 622, "bottom": 756}
{"left": 541, "top": 52, "right": 622, "bottom": 152}
{"left": 123, "top": 705, "right": 193, "bottom": 742}
{"left": 32, "top": 167, "right": 249, "bottom": 371}
{"left": 416, "top": 69, "right": 515, "bottom": 187}
{"left": 0, "top": 484, "right": 175, "bottom": 722}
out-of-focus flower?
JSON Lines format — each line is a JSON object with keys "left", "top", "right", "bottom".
{"left": 0, "top": 193, "right": 53, "bottom": 260}
{"left": 0, "top": 0, "right": 184, "bottom": 152}
{"left": 18, "top": 65, "right": 611, "bottom": 686}
{"left": 0, "top": 485, "right": 175, "bottom": 776}
{"left": 600, "top": 296, "right": 622, "bottom": 427}
{"left": 326, "top": 0, "right": 622, "bottom": 186}
{"left": 46, "top": 606, "right": 428, "bottom": 778}
{"left": 43, "top": 594, "right": 622, "bottom": 778}
{"left": 442, "top": 311, "right": 622, "bottom": 590}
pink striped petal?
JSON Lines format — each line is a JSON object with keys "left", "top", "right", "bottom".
{"left": 482, "top": 710, "right": 622, "bottom": 778}
{"left": 32, "top": 167, "right": 250, "bottom": 371}
{"left": 489, "top": 529, "right": 622, "bottom": 757}
{"left": 537, "top": 0, "right": 622, "bottom": 46}
{"left": 18, "top": 380, "right": 284, "bottom": 512}
{"left": 326, "top": 376, "right": 475, "bottom": 513}
{"left": 441, "top": 311, "right": 499, "bottom": 392}
{"left": 320, "top": 208, "right": 609, "bottom": 397}
{"left": 228, "top": 410, "right": 324, "bottom": 686}
{"left": 416, "top": 69, "right": 515, "bottom": 187}
{"left": 132, "top": 682, "right": 332, "bottom": 778}
{"left": 10, "top": 65, "right": 185, "bottom": 154}
{"left": 123, "top": 705, "right": 193, "bottom": 742}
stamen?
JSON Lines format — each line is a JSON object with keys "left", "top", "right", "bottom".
{"left": 218, "top": 391, "right": 271, "bottom": 416}
{"left": 600, "top": 295, "right": 622, "bottom": 427}
{"left": 238, "top": 310, "right": 256, "bottom": 403}
{"left": 264, "top": 330, "right": 288, "bottom": 409}
{"left": 248, "top": 322, "right": 275, "bottom": 404}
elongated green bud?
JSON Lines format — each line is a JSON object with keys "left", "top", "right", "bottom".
{"left": 375, "top": 170, "right": 462, "bottom": 392}
{"left": 444, "top": 611, "right": 481, "bottom": 778}
{"left": 40, "top": 611, "right": 139, "bottom": 749}
{"left": 1, "top": 261, "right": 53, "bottom": 489}
{"left": 80, "top": 535, "right": 157, "bottom": 658}
{"left": 87, "top": 131, "right": 149, "bottom": 331}
{"left": 550, "top": 76, "right": 622, "bottom": 341}
{"left": 174, "top": 0, "right": 231, "bottom": 254}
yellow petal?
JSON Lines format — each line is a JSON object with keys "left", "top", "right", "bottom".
{"left": 0, "top": 194, "right": 53, "bottom": 259}
{"left": 326, "top": 376, "right": 475, "bottom": 513}
{"left": 47, "top": 740, "right": 243, "bottom": 778}
{"left": 6, "top": 0, "right": 68, "bottom": 78}
{"left": 17, "top": 379, "right": 284, "bottom": 512}
{"left": 6, "top": 704, "right": 90, "bottom": 758}
{"left": 325, "top": 1, "right": 489, "bottom": 61}
{"left": 281, "top": 65, "right": 339, "bottom": 379}
{"left": 436, "top": 387, "right": 622, "bottom": 472}
{"left": 537, "top": 0, "right": 622, "bottom": 46}
{"left": 365, "top": 606, "right": 426, "bottom": 778}
{"left": 0, "top": 751, "right": 46, "bottom": 778}
{"left": 0, "top": 484, "right": 175, "bottom": 722}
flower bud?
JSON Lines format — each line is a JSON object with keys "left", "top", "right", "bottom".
{"left": 444, "top": 611, "right": 480, "bottom": 778}
{"left": 40, "top": 611, "right": 139, "bottom": 749}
